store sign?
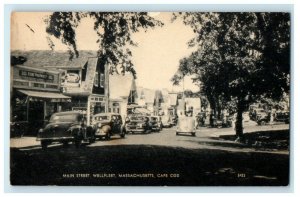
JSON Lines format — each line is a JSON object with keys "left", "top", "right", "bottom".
{"left": 19, "top": 70, "right": 54, "bottom": 81}
{"left": 65, "top": 73, "right": 80, "bottom": 83}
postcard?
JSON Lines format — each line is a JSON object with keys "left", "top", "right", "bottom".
{"left": 10, "top": 11, "right": 290, "bottom": 186}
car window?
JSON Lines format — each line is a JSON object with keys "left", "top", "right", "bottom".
{"left": 94, "top": 116, "right": 109, "bottom": 121}
{"left": 50, "top": 114, "right": 79, "bottom": 123}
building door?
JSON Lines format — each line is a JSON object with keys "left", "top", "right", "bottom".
{"left": 28, "top": 100, "right": 44, "bottom": 135}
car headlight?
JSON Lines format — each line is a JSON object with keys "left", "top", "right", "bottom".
{"left": 97, "top": 122, "right": 102, "bottom": 127}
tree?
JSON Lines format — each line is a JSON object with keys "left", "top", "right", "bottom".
{"left": 172, "top": 12, "right": 290, "bottom": 138}
{"left": 11, "top": 56, "right": 27, "bottom": 66}
{"left": 45, "top": 12, "right": 163, "bottom": 78}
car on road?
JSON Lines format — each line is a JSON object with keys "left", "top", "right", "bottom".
{"left": 176, "top": 116, "right": 196, "bottom": 136}
{"left": 149, "top": 116, "right": 162, "bottom": 132}
{"left": 243, "top": 112, "right": 250, "bottom": 122}
{"left": 161, "top": 116, "right": 172, "bottom": 128}
{"left": 37, "top": 111, "right": 95, "bottom": 149}
{"left": 92, "top": 113, "right": 126, "bottom": 140}
{"left": 256, "top": 112, "right": 270, "bottom": 125}
{"left": 125, "top": 114, "right": 150, "bottom": 134}
{"left": 275, "top": 111, "right": 289, "bottom": 124}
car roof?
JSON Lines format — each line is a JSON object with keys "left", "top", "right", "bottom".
{"left": 93, "top": 113, "right": 120, "bottom": 117}
{"left": 53, "top": 111, "right": 84, "bottom": 115}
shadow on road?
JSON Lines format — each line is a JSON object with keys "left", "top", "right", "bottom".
{"left": 10, "top": 143, "right": 289, "bottom": 186}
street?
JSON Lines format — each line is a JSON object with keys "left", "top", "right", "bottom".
{"left": 10, "top": 122, "right": 289, "bottom": 186}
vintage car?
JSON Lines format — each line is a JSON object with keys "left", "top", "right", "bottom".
{"left": 125, "top": 114, "right": 150, "bottom": 134}
{"left": 161, "top": 116, "right": 172, "bottom": 128}
{"left": 256, "top": 112, "right": 270, "bottom": 125}
{"left": 92, "top": 113, "right": 126, "bottom": 140}
{"left": 274, "top": 111, "right": 289, "bottom": 124}
{"left": 149, "top": 116, "right": 162, "bottom": 131}
{"left": 37, "top": 111, "right": 95, "bottom": 149}
{"left": 176, "top": 116, "right": 196, "bottom": 136}
{"left": 254, "top": 108, "right": 268, "bottom": 121}
{"left": 170, "top": 115, "right": 178, "bottom": 126}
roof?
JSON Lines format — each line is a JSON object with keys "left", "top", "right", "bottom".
{"left": 169, "top": 93, "right": 178, "bottom": 106}
{"left": 109, "top": 74, "right": 133, "bottom": 99}
{"left": 62, "top": 57, "right": 98, "bottom": 96}
{"left": 185, "top": 98, "right": 201, "bottom": 108}
{"left": 137, "top": 87, "right": 155, "bottom": 104}
{"left": 11, "top": 50, "right": 98, "bottom": 69}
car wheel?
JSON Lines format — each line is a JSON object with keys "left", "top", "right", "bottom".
{"left": 260, "top": 120, "right": 266, "bottom": 126}
{"left": 176, "top": 132, "right": 178, "bottom": 136}
{"left": 89, "top": 137, "right": 95, "bottom": 144}
{"left": 120, "top": 132, "right": 125, "bottom": 138}
{"left": 63, "top": 141, "right": 69, "bottom": 147}
{"left": 105, "top": 133, "right": 111, "bottom": 140}
{"left": 192, "top": 133, "right": 196, "bottom": 137}
{"left": 74, "top": 139, "right": 82, "bottom": 148}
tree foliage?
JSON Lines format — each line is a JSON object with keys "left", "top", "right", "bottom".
{"left": 172, "top": 12, "right": 290, "bottom": 137}
{"left": 45, "top": 12, "right": 163, "bottom": 78}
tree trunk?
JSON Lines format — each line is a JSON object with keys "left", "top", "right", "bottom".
{"left": 235, "top": 99, "right": 246, "bottom": 138}
{"left": 235, "top": 107, "right": 243, "bottom": 137}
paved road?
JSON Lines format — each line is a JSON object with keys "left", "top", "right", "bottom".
{"left": 10, "top": 123, "right": 290, "bottom": 186}
{"left": 11, "top": 122, "right": 289, "bottom": 154}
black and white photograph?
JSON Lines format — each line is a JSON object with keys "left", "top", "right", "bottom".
{"left": 9, "top": 11, "right": 291, "bottom": 186}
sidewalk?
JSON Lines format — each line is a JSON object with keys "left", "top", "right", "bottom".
{"left": 10, "top": 137, "right": 39, "bottom": 148}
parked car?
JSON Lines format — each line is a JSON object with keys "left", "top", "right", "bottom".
{"left": 170, "top": 115, "right": 178, "bottom": 126}
{"left": 275, "top": 111, "right": 289, "bottom": 124}
{"left": 149, "top": 116, "right": 162, "bottom": 131}
{"left": 196, "top": 112, "right": 206, "bottom": 128}
{"left": 125, "top": 114, "right": 150, "bottom": 134}
{"left": 92, "top": 113, "right": 126, "bottom": 140}
{"left": 254, "top": 108, "right": 268, "bottom": 121}
{"left": 256, "top": 112, "right": 270, "bottom": 125}
{"left": 176, "top": 116, "right": 196, "bottom": 136}
{"left": 37, "top": 111, "right": 95, "bottom": 149}
{"left": 161, "top": 116, "right": 172, "bottom": 128}
{"left": 242, "top": 112, "right": 250, "bottom": 122}
{"left": 10, "top": 115, "right": 28, "bottom": 138}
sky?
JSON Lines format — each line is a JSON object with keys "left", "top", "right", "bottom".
{"left": 11, "top": 12, "right": 199, "bottom": 92}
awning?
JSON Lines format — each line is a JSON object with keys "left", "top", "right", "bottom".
{"left": 18, "top": 90, "right": 71, "bottom": 102}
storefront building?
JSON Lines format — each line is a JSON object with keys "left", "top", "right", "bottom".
{"left": 46, "top": 57, "right": 109, "bottom": 125}
{"left": 11, "top": 65, "right": 71, "bottom": 135}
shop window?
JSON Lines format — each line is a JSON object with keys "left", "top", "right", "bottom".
{"left": 94, "top": 72, "right": 99, "bottom": 87}
{"left": 100, "top": 73, "right": 105, "bottom": 88}
{"left": 32, "top": 83, "right": 45, "bottom": 88}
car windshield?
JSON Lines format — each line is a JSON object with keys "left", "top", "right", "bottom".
{"left": 150, "top": 117, "right": 158, "bottom": 121}
{"left": 50, "top": 114, "right": 79, "bottom": 123}
{"left": 130, "top": 116, "right": 144, "bottom": 121}
{"left": 94, "top": 116, "right": 110, "bottom": 121}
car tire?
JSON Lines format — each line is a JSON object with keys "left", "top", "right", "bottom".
{"left": 89, "top": 137, "right": 95, "bottom": 144}
{"left": 105, "top": 133, "right": 111, "bottom": 140}
{"left": 176, "top": 132, "right": 178, "bottom": 136}
{"left": 63, "top": 141, "right": 69, "bottom": 147}
{"left": 260, "top": 120, "right": 266, "bottom": 126}
{"left": 74, "top": 139, "right": 82, "bottom": 148}
{"left": 120, "top": 132, "right": 125, "bottom": 138}
{"left": 192, "top": 133, "right": 196, "bottom": 137}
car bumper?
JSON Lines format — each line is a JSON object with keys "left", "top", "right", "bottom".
{"left": 36, "top": 137, "right": 74, "bottom": 141}
{"left": 126, "top": 128, "right": 145, "bottom": 132}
